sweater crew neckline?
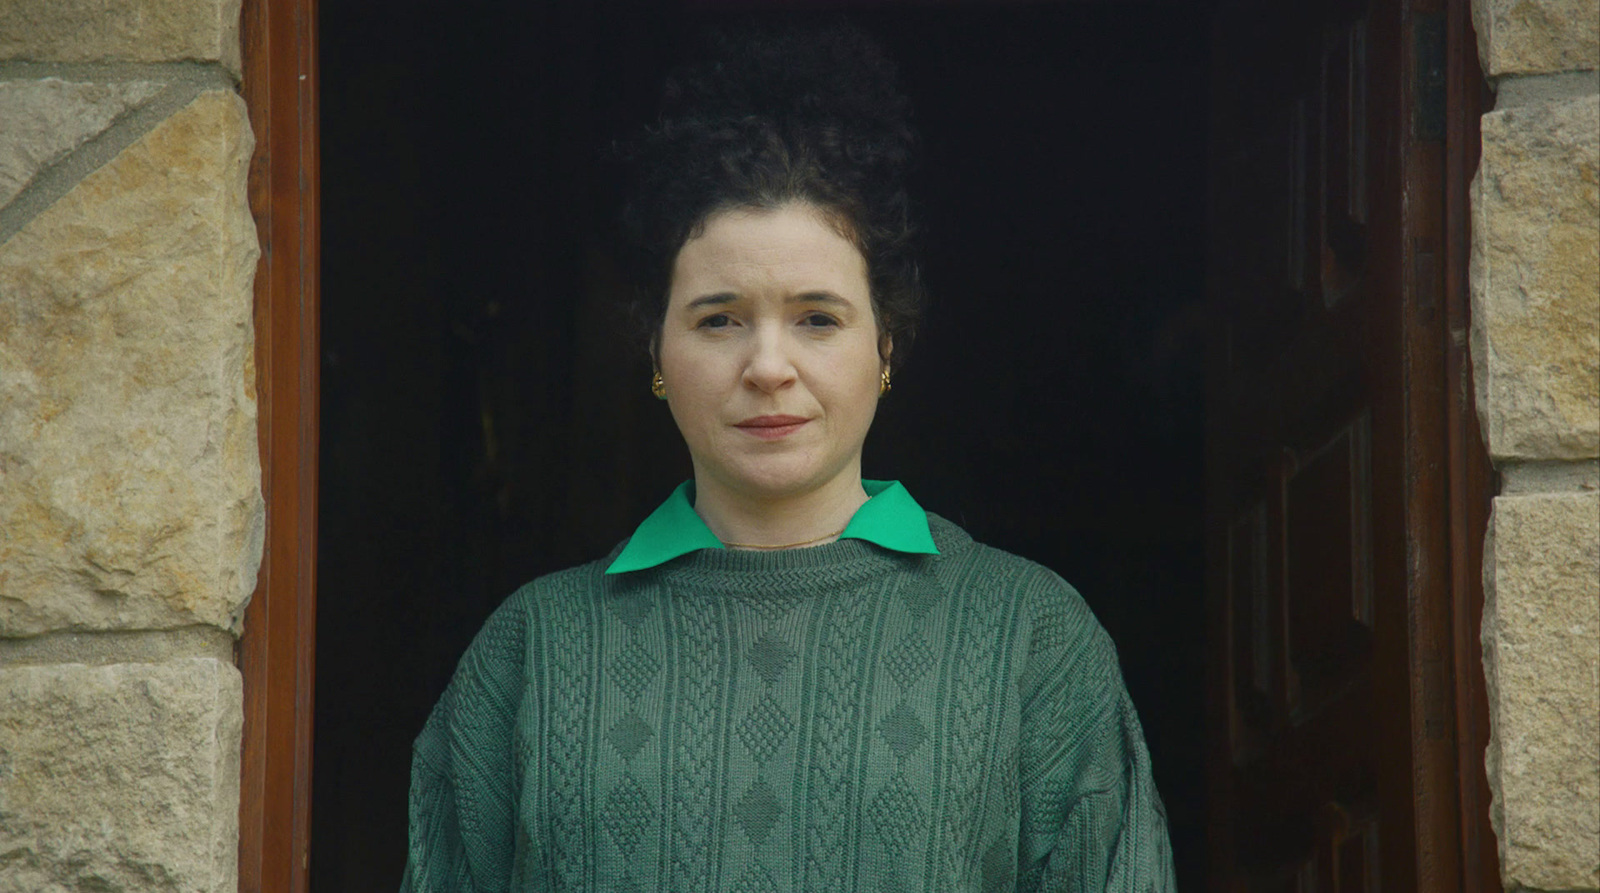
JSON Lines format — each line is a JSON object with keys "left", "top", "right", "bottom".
{"left": 604, "top": 479, "right": 939, "bottom": 575}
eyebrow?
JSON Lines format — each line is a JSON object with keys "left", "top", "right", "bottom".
{"left": 685, "top": 293, "right": 737, "bottom": 311}
{"left": 787, "top": 291, "right": 851, "bottom": 307}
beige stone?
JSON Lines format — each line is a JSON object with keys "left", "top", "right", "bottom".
{"left": 0, "top": 91, "right": 262, "bottom": 637}
{"left": 1472, "top": 0, "right": 1600, "bottom": 77}
{"left": 0, "top": 658, "right": 240, "bottom": 893}
{"left": 1482, "top": 491, "right": 1600, "bottom": 891}
{"left": 0, "top": 0, "right": 242, "bottom": 77}
{"left": 1470, "top": 96, "right": 1600, "bottom": 461}
{"left": 0, "top": 79, "right": 163, "bottom": 209}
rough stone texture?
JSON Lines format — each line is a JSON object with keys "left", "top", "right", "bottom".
{"left": 1496, "top": 70, "right": 1600, "bottom": 108}
{"left": 1501, "top": 458, "right": 1600, "bottom": 493}
{"left": 0, "top": 658, "right": 241, "bottom": 893}
{"left": 0, "top": 91, "right": 263, "bottom": 637}
{"left": 0, "top": 79, "right": 163, "bottom": 209}
{"left": 0, "top": 0, "right": 242, "bottom": 78}
{"left": 0, "top": 626, "right": 234, "bottom": 667}
{"left": 1481, "top": 491, "right": 1600, "bottom": 891}
{"left": 1470, "top": 96, "right": 1600, "bottom": 461}
{"left": 1472, "top": 0, "right": 1600, "bottom": 77}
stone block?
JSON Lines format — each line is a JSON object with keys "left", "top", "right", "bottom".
{"left": 1470, "top": 96, "right": 1600, "bottom": 460}
{"left": 0, "top": 658, "right": 241, "bottom": 893}
{"left": 0, "top": 91, "right": 263, "bottom": 637}
{"left": 0, "top": 0, "right": 242, "bottom": 77}
{"left": 0, "top": 79, "right": 162, "bottom": 209}
{"left": 1472, "top": 0, "right": 1600, "bottom": 77}
{"left": 1482, "top": 491, "right": 1600, "bottom": 891}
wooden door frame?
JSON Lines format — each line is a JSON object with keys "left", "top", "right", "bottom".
{"left": 227, "top": 0, "right": 1489, "bottom": 888}
{"left": 1375, "top": 0, "right": 1498, "bottom": 884}
{"left": 1442, "top": 0, "right": 1498, "bottom": 885}
{"left": 237, "top": 0, "right": 319, "bottom": 889}
{"left": 1394, "top": 0, "right": 1498, "bottom": 886}
{"left": 1198, "top": 0, "right": 1496, "bottom": 888}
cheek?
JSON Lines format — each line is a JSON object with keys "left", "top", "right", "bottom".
{"left": 826, "top": 353, "right": 886, "bottom": 420}
{"left": 657, "top": 334, "right": 697, "bottom": 386}
{"left": 660, "top": 348, "right": 724, "bottom": 424}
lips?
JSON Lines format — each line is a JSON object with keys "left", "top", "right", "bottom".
{"left": 734, "top": 414, "right": 809, "bottom": 440}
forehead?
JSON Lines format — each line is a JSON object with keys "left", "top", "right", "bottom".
{"left": 669, "top": 203, "right": 869, "bottom": 299}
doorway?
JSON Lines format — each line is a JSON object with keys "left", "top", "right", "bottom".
{"left": 314, "top": 1, "right": 1211, "bottom": 888}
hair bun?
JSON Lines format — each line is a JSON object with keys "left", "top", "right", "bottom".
{"left": 658, "top": 23, "right": 914, "bottom": 176}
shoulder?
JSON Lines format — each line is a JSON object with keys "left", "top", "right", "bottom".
{"left": 449, "top": 552, "right": 612, "bottom": 665}
{"left": 926, "top": 512, "right": 1068, "bottom": 587}
{"left": 494, "top": 546, "right": 636, "bottom": 614}
{"left": 475, "top": 543, "right": 676, "bottom": 654}
{"left": 924, "top": 512, "right": 1112, "bottom": 664}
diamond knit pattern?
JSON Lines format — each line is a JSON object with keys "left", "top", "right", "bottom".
{"left": 732, "top": 863, "right": 781, "bottom": 893}
{"left": 606, "top": 712, "right": 654, "bottom": 762}
{"left": 981, "top": 838, "right": 1017, "bottom": 893}
{"left": 736, "top": 693, "right": 796, "bottom": 765}
{"left": 883, "top": 629, "right": 937, "bottom": 690}
{"left": 745, "top": 633, "right": 798, "bottom": 687}
{"left": 877, "top": 701, "right": 930, "bottom": 763}
{"left": 896, "top": 577, "right": 945, "bottom": 621}
{"left": 400, "top": 515, "right": 1177, "bottom": 893}
{"left": 608, "top": 638, "right": 659, "bottom": 703}
{"left": 602, "top": 773, "right": 657, "bottom": 857}
{"left": 867, "top": 772, "right": 925, "bottom": 856}
{"left": 731, "top": 777, "right": 784, "bottom": 846}
{"left": 606, "top": 590, "right": 655, "bottom": 630}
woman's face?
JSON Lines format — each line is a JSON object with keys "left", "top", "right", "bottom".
{"left": 658, "top": 202, "right": 887, "bottom": 504}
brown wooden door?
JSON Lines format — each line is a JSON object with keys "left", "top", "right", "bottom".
{"left": 1203, "top": 0, "right": 1490, "bottom": 889}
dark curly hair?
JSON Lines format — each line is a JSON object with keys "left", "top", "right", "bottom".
{"left": 618, "top": 22, "right": 923, "bottom": 370}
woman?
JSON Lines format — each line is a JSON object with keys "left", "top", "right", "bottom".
{"left": 403, "top": 24, "right": 1174, "bottom": 893}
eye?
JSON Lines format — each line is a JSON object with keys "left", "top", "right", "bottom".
{"left": 696, "top": 313, "right": 733, "bottom": 329}
{"left": 802, "top": 312, "right": 840, "bottom": 328}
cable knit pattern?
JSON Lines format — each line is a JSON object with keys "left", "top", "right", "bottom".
{"left": 401, "top": 514, "right": 1175, "bottom": 892}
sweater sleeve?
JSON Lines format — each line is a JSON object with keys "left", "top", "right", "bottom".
{"left": 400, "top": 596, "right": 529, "bottom": 893}
{"left": 1016, "top": 576, "right": 1176, "bottom": 893}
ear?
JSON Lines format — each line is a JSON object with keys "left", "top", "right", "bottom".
{"left": 879, "top": 332, "right": 894, "bottom": 370}
{"left": 649, "top": 331, "right": 662, "bottom": 371}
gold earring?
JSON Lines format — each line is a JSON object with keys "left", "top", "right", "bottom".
{"left": 879, "top": 368, "right": 892, "bottom": 396}
{"left": 651, "top": 371, "right": 667, "bottom": 400}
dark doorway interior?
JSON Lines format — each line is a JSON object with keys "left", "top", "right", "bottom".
{"left": 315, "top": 1, "right": 1211, "bottom": 888}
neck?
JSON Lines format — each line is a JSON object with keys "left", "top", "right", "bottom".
{"left": 692, "top": 470, "right": 870, "bottom": 550}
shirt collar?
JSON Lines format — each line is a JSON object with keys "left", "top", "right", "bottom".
{"left": 605, "top": 479, "right": 939, "bottom": 574}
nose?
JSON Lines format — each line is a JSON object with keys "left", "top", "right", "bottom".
{"left": 741, "top": 325, "right": 797, "bottom": 393}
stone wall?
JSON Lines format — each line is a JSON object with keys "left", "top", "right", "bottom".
{"left": 0, "top": 1, "right": 260, "bottom": 891}
{"left": 1470, "top": 2, "right": 1600, "bottom": 890}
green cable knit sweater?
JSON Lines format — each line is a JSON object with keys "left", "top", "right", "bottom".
{"left": 401, "top": 514, "right": 1175, "bottom": 892}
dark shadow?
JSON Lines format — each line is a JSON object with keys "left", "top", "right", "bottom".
{"left": 315, "top": 1, "right": 1211, "bottom": 888}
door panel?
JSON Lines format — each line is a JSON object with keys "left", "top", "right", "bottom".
{"left": 1284, "top": 411, "right": 1372, "bottom": 722}
{"left": 1204, "top": 0, "right": 1454, "bottom": 889}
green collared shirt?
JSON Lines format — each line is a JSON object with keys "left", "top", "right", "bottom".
{"left": 605, "top": 479, "right": 939, "bottom": 574}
